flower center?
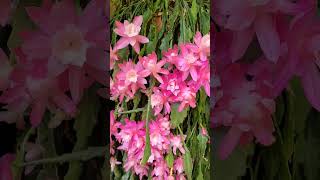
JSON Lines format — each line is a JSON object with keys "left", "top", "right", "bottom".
{"left": 185, "top": 53, "right": 197, "bottom": 64}
{"left": 52, "top": 25, "right": 89, "bottom": 67}
{"left": 167, "top": 80, "right": 179, "bottom": 95}
{"left": 124, "top": 23, "right": 140, "bottom": 37}
{"left": 126, "top": 70, "right": 138, "bottom": 83}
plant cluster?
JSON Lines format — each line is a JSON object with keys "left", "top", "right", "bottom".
{"left": 110, "top": 14, "right": 210, "bottom": 179}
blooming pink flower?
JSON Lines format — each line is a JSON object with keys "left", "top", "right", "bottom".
{"left": 162, "top": 45, "right": 179, "bottom": 68}
{"left": 110, "top": 157, "right": 121, "bottom": 172}
{"left": 213, "top": 63, "right": 275, "bottom": 159}
{"left": 110, "top": 45, "right": 119, "bottom": 70}
{"left": 176, "top": 86, "right": 197, "bottom": 112}
{"left": 21, "top": 0, "right": 107, "bottom": 104}
{"left": 151, "top": 87, "right": 171, "bottom": 115}
{"left": 170, "top": 135, "right": 185, "bottom": 155}
{"left": 174, "top": 157, "right": 184, "bottom": 174}
{"left": 114, "top": 15, "right": 149, "bottom": 53}
{"left": 159, "top": 71, "right": 185, "bottom": 97}
{"left": 272, "top": 9, "right": 320, "bottom": 111}
{"left": 152, "top": 159, "right": 169, "bottom": 178}
{"left": 0, "top": 0, "right": 11, "bottom": 26}
{"left": 116, "top": 60, "right": 149, "bottom": 97}
{"left": 0, "top": 50, "right": 77, "bottom": 127}
{"left": 0, "top": 153, "right": 15, "bottom": 180}
{"left": 189, "top": 31, "right": 210, "bottom": 61}
{"left": 213, "top": 0, "right": 315, "bottom": 62}
{"left": 175, "top": 44, "right": 202, "bottom": 81}
{"left": 139, "top": 52, "right": 169, "bottom": 83}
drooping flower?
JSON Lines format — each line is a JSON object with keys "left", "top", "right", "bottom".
{"left": 170, "top": 135, "right": 186, "bottom": 155}
{"left": 21, "top": 0, "right": 107, "bottom": 103}
{"left": 174, "top": 157, "right": 184, "bottom": 174}
{"left": 139, "top": 52, "right": 169, "bottom": 83}
{"left": 116, "top": 60, "right": 149, "bottom": 96}
{"left": 175, "top": 44, "right": 202, "bottom": 81}
{"left": 114, "top": 15, "right": 149, "bottom": 53}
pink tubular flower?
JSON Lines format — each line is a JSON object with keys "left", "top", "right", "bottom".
{"left": 139, "top": 52, "right": 169, "bottom": 83}
{"left": 190, "top": 31, "right": 210, "bottom": 61}
{"left": 174, "top": 157, "right": 184, "bottom": 174}
{"left": 21, "top": 0, "right": 107, "bottom": 104}
{"left": 114, "top": 15, "right": 149, "bottom": 53}
{"left": 110, "top": 157, "right": 121, "bottom": 172}
{"left": 159, "top": 71, "right": 185, "bottom": 97}
{"left": 110, "top": 45, "right": 119, "bottom": 70}
{"left": 0, "top": 0, "right": 11, "bottom": 26}
{"left": 170, "top": 135, "right": 185, "bottom": 155}
{"left": 116, "top": 60, "right": 149, "bottom": 96}
{"left": 213, "top": 0, "right": 315, "bottom": 62}
{"left": 162, "top": 45, "right": 179, "bottom": 68}
{"left": 151, "top": 87, "right": 171, "bottom": 115}
{"left": 175, "top": 44, "right": 202, "bottom": 81}
{"left": 213, "top": 63, "right": 275, "bottom": 160}
{"left": 0, "top": 153, "right": 15, "bottom": 180}
{"left": 152, "top": 159, "right": 169, "bottom": 178}
{"left": 176, "top": 86, "right": 197, "bottom": 112}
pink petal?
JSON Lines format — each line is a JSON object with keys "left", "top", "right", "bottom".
{"left": 133, "top": 15, "right": 143, "bottom": 27}
{"left": 218, "top": 126, "right": 242, "bottom": 160}
{"left": 301, "top": 64, "right": 320, "bottom": 111}
{"left": 30, "top": 100, "right": 46, "bottom": 127}
{"left": 230, "top": 28, "right": 254, "bottom": 62}
{"left": 52, "top": 93, "right": 76, "bottom": 116}
{"left": 190, "top": 67, "right": 198, "bottom": 81}
{"left": 114, "top": 37, "right": 130, "bottom": 50}
{"left": 132, "top": 42, "right": 141, "bottom": 53}
{"left": 254, "top": 14, "right": 281, "bottom": 63}
{"left": 137, "top": 35, "right": 149, "bottom": 44}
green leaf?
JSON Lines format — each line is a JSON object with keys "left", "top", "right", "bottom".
{"left": 141, "top": 97, "right": 152, "bottom": 165}
{"left": 170, "top": 104, "right": 189, "bottom": 129}
{"left": 190, "top": 0, "right": 198, "bottom": 23}
{"left": 165, "top": 150, "right": 174, "bottom": 168}
{"left": 183, "top": 146, "right": 193, "bottom": 180}
{"left": 197, "top": 133, "right": 208, "bottom": 157}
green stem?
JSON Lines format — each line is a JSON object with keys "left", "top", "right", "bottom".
{"left": 19, "top": 146, "right": 107, "bottom": 167}
{"left": 116, "top": 107, "right": 145, "bottom": 115}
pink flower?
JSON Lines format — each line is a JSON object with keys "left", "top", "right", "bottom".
{"left": 190, "top": 32, "right": 210, "bottom": 61}
{"left": 213, "top": 63, "right": 275, "bottom": 159}
{"left": 170, "top": 135, "right": 185, "bottom": 155}
{"left": 139, "top": 52, "right": 169, "bottom": 83}
{"left": 159, "top": 71, "right": 185, "bottom": 97}
{"left": 152, "top": 159, "right": 169, "bottom": 177}
{"left": 0, "top": 50, "right": 11, "bottom": 91}
{"left": 213, "top": 0, "right": 314, "bottom": 62}
{"left": 116, "top": 60, "right": 149, "bottom": 96}
{"left": 110, "top": 46, "right": 119, "bottom": 70}
{"left": 162, "top": 45, "right": 179, "bottom": 68}
{"left": 21, "top": 0, "right": 107, "bottom": 103}
{"left": 175, "top": 44, "right": 202, "bottom": 81}
{"left": 0, "top": 0, "right": 11, "bottom": 26}
{"left": 273, "top": 9, "right": 320, "bottom": 111}
{"left": 174, "top": 157, "right": 184, "bottom": 174}
{"left": 151, "top": 87, "right": 171, "bottom": 115}
{"left": 114, "top": 15, "right": 149, "bottom": 53}
{"left": 0, "top": 153, "right": 15, "bottom": 180}
{"left": 110, "top": 157, "right": 121, "bottom": 172}
{"left": 176, "top": 86, "right": 197, "bottom": 112}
